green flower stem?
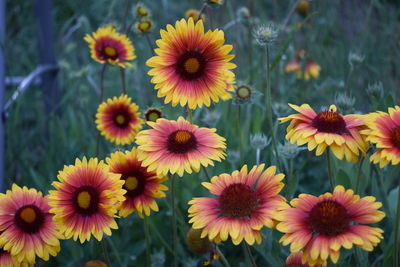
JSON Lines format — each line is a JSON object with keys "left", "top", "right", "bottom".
{"left": 326, "top": 148, "right": 334, "bottom": 191}
{"left": 119, "top": 67, "right": 126, "bottom": 95}
{"left": 187, "top": 106, "right": 193, "bottom": 124}
{"left": 244, "top": 243, "right": 257, "bottom": 267}
{"left": 96, "top": 64, "right": 107, "bottom": 157}
{"left": 101, "top": 239, "right": 111, "bottom": 266}
{"left": 237, "top": 105, "right": 243, "bottom": 164}
{"left": 265, "top": 45, "right": 282, "bottom": 171}
{"left": 170, "top": 175, "right": 178, "bottom": 267}
{"left": 355, "top": 156, "right": 365, "bottom": 193}
{"left": 216, "top": 246, "right": 231, "bottom": 267}
{"left": 106, "top": 237, "right": 123, "bottom": 267}
{"left": 195, "top": 3, "right": 208, "bottom": 23}
{"left": 202, "top": 165, "right": 211, "bottom": 181}
{"left": 143, "top": 216, "right": 151, "bottom": 267}
{"left": 395, "top": 184, "right": 400, "bottom": 267}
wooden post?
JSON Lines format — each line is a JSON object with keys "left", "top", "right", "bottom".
{"left": 0, "top": 0, "right": 5, "bottom": 192}
{"left": 35, "top": 0, "right": 59, "bottom": 115}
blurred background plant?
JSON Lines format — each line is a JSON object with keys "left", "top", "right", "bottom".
{"left": 3, "top": 0, "right": 400, "bottom": 266}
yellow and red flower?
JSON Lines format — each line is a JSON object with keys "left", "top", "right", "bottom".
{"left": 221, "top": 71, "right": 235, "bottom": 101}
{"left": 276, "top": 185, "right": 385, "bottom": 266}
{"left": 185, "top": 9, "right": 206, "bottom": 22}
{"left": 0, "top": 248, "right": 19, "bottom": 267}
{"left": 96, "top": 94, "right": 143, "bottom": 145}
{"left": 84, "top": 25, "right": 136, "bottom": 67}
{"left": 136, "top": 116, "right": 226, "bottom": 177}
{"left": 362, "top": 106, "right": 400, "bottom": 167}
{"left": 106, "top": 148, "right": 168, "bottom": 218}
{"left": 0, "top": 184, "right": 61, "bottom": 264}
{"left": 285, "top": 50, "right": 320, "bottom": 80}
{"left": 188, "top": 165, "right": 288, "bottom": 245}
{"left": 146, "top": 18, "right": 236, "bottom": 109}
{"left": 48, "top": 157, "right": 126, "bottom": 243}
{"left": 285, "top": 252, "right": 326, "bottom": 267}
{"left": 279, "top": 104, "right": 368, "bottom": 163}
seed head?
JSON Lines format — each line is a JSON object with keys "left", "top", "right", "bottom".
{"left": 254, "top": 24, "right": 279, "bottom": 46}
{"left": 334, "top": 92, "right": 355, "bottom": 112}
{"left": 250, "top": 133, "right": 271, "bottom": 150}
{"left": 278, "top": 142, "right": 306, "bottom": 159}
{"left": 366, "top": 81, "right": 384, "bottom": 99}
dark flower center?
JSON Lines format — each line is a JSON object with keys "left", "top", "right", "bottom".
{"left": 308, "top": 200, "right": 350, "bottom": 236}
{"left": 312, "top": 109, "right": 347, "bottom": 134}
{"left": 145, "top": 109, "right": 162, "bottom": 122}
{"left": 219, "top": 184, "right": 258, "bottom": 218}
{"left": 167, "top": 130, "right": 197, "bottom": 154}
{"left": 391, "top": 126, "right": 400, "bottom": 149}
{"left": 113, "top": 110, "right": 131, "bottom": 128}
{"left": 285, "top": 264, "right": 307, "bottom": 267}
{"left": 73, "top": 186, "right": 100, "bottom": 216}
{"left": 121, "top": 171, "right": 146, "bottom": 198}
{"left": 100, "top": 45, "right": 118, "bottom": 60}
{"left": 176, "top": 50, "right": 207, "bottom": 80}
{"left": 14, "top": 204, "right": 45, "bottom": 234}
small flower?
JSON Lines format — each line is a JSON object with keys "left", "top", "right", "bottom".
{"left": 207, "top": 0, "right": 224, "bottom": 5}
{"left": 278, "top": 141, "right": 306, "bottom": 160}
{"left": 0, "top": 185, "right": 61, "bottom": 264}
{"left": 362, "top": 106, "right": 400, "bottom": 168}
{"left": 135, "top": 18, "right": 153, "bottom": 34}
{"left": 202, "top": 109, "right": 221, "bottom": 128}
{"left": 232, "top": 85, "right": 262, "bottom": 105}
{"left": 226, "top": 150, "right": 240, "bottom": 164}
{"left": 84, "top": 25, "right": 136, "bottom": 67}
{"left": 279, "top": 104, "right": 368, "bottom": 163}
{"left": 334, "top": 92, "right": 355, "bottom": 113}
{"left": 136, "top": 117, "right": 226, "bottom": 177}
{"left": 296, "top": 0, "right": 310, "bottom": 18}
{"left": 144, "top": 108, "right": 163, "bottom": 122}
{"left": 188, "top": 165, "right": 288, "bottom": 245}
{"left": 96, "top": 94, "right": 143, "bottom": 145}
{"left": 250, "top": 133, "right": 271, "bottom": 150}
{"left": 84, "top": 260, "right": 108, "bottom": 267}
{"left": 276, "top": 185, "right": 385, "bottom": 266}
{"left": 146, "top": 18, "right": 236, "bottom": 109}
{"left": 48, "top": 157, "right": 126, "bottom": 243}
{"left": 0, "top": 248, "right": 19, "bottom": 267}
{"left": 285, "top": 50, "right": 321, "bottom": 80}
{"left": 185, "top": 9, "right": 206, "bottom": 22}
{"left": 285, "top": 252, "right": 326, "bottom": 267}
{"left": 366, "top": 81, "right": 384, "bottom": 99}
{"left": 186, "top": 228, "right": 213, "bottom": 254}
{"left": 136, "top": 3, "right": 150, "bottom": 17}
{"left": 254, "top": 24, "right": 279, "bottom": 46}
{"left": 106, "top": 148, "right": 168, "bottom": 218}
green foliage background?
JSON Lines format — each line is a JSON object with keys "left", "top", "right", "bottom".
{"left": 4, "top": 0, "right": 400, "bottom": 266}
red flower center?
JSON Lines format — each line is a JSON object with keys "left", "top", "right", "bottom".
{"left": 312, "top": 110, "right": 347, "bottom": 134}
{"left": 219, "top": 183, "right": 258, "bottom": 218}
{"left": 308, "top": 200, "right": 350, "bottom": 236}
{"left": 73, "top": 186, "right": 100, "bottom": 216}
{"left": 176, "top": 50, "right": 207, "bottom": 80}
{"left": 391, "top": 126, "right": 400, "bottom": 148}
{"left": 167, "top": 130, "right": 197, "bottom": 154}
{"left": 14, "top": 204, "right": 45, "bottom": 234}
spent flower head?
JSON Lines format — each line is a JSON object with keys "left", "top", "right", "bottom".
{"left": 348, "top": 51, "right": 365, "bottom": 68}
{"left": 202, "top": 109, "right": 221, "bottom": 128}
{"left": 227, "top": 150, "right": 240, "bottom": 164}
{"left": 334, "top": 92, "right": 355, "bottom": 112}
{"left": 278, "top": 141, "right": 306, "bottom": 159}
{"left": 250, "top": 133, "right": 271, "bottom": 150}
{"left": 237, "top": 7, "right": 251, "bottom": 20}
{"left": 232, "top": 84, "right": 262, "bottom": 106}
{"left": 366, "top": 81, "right": 384, "bottom": 99}
{"left": 254, "top": 24, "right": 279, "bottom": 46}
